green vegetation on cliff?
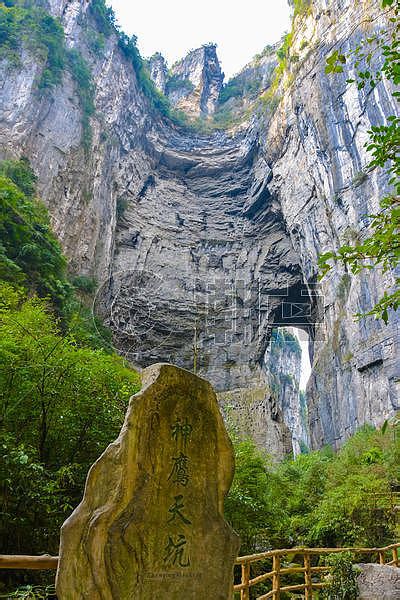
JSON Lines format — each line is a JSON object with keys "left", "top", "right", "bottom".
{"left": 0, "top": 0, "right": 65, "bottom": 88}
{"left": 0, "top": 1, "right": 95, "bottom": 150}
{"left": 165, "top": 74, "right": 195, "bottom": 95}
{"left": 291, "top": 0, "right": 312, "bottom": 18}
{"left": 0, "top": 158, "right": 71, "bottom": 313}
{"left": 85, "top": 0, "right": 189, "bottom": 127}
{"left": 0, "top": 160, "right": 140, "bottom": 585}
{"left": 89, "top": 0, "right": 116, "bottom": 36}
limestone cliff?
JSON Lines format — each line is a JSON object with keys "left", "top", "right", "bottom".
{"left": 260, "top": 0, "right": 399, "bottom": 448}
{"left": 147, "top": 52, "right": 168, "bottom": 94}
{"left": 264, "top": 329, "right": 309, "bottom": 455}
{"left": 0, "top": 0, "right": 398, "bottom": 455}
{"left": 218, "top": 328, "right": 306, "bottom": 459}
{"left": 157, "top": 44, "right": 224, "bottom": 118}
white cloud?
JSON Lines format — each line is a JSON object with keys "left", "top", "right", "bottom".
{"left": 108, "top": 0, "right": 292, "bottom": 79}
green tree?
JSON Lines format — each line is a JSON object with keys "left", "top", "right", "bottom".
{"left": 0, "top": 164, "right": 72, "bottom": 313}
{"left": 0, "top": 285, "right": 140, "bottom": 558}
{"left": 0, "top": 159, "right": 141, "bottom": 586}
{"left": 225, "top": 438, "right": 275, "bottom": 553}
{"left": 226, "top": 423, "right": 398, "bottom": 555}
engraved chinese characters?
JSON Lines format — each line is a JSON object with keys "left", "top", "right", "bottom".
{"left": 164, "top": 418, "right": 193, "bottom": 567}
{"left": 56, "top": 363, "right": 240, "bottom": 600}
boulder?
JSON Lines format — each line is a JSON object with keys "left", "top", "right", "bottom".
{"left": 357, "top": 563, "right": 400, "bottom": 599}
{"left": 56, "top": 363, "right": 240, "bottom": 600}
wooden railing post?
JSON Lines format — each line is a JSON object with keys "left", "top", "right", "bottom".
{"left": 304, "top": 552, "right": 312, "bottom": 599}
{"left": 392, "top": 547, "right": 399, "bottom": 567}
{"left": 379, "top": 551, "right": 385, "bottom": 565}
{"left": 272, "top": 554, "right": 281, "bottom": 599}
{"left": 241, "top": 562, "right": 250, "bottom": 600}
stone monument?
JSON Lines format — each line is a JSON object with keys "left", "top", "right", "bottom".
{"left": 56, "top": 363, "right": 240, "bottom": 599}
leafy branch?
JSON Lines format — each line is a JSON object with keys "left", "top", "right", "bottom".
{"left": 320, "top": 0, "right": 400, "bottom": 323}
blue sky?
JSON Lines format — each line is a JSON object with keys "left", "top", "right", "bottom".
{"left": 108, "top": 0, "right": 292, "bottom": 79}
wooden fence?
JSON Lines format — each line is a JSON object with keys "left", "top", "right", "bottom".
{"left": 233, "top": 542, "right": 400, "bottom": 599}
{"left": 1, "top": 542, "right": 399, "bottom": 599}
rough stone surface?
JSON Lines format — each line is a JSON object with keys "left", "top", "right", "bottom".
{"left": 0, "top": 0, "right": 398, "bottom": 456}
{"left": 264, "top": 330, "right": 309, "bottom": 455}
{"left": 263, "top": 0, "right": 400, "bottom": 448}
{"left": 167, "top": 44, "right": 224, "bottom": 117}
{"left": 218, "top": 385, "right": 293, "bottom": 460}
{"left": 217, "top": 328, "right": 306, "bottom": 459}
{"left": 357, "top": 563, "right": 400, "bottom": 599}
{"left": 56, "top": 363, "right": 239, "bottom": 600}
{"left": 148, "top": 52, "right": 168, "bottom": 94}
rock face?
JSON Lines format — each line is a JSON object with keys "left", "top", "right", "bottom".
{"left": 218, "top": 385, "right": 293, "bottom": 460}
{"left": 165, "top": 44, "right": 224, "bottom": 117}
{"left": 215, "top": 43, "right": 278, "bottom": 120}
{"left": 264, "top": 329, "right": 309, "bottom": 455}
{"left": 262, "top": 0, "right": 400, "bottom": 449}
{"left": 56, "top": 363, "right": 239, "bottom": 600}
{"left": 357, "top": 563, "right": 400, "bottom": 599}
{"left": 0, "top": 0, "right": 398, "bottom": 455}
{"left": 218, "top": 329, "right": 306, "bottom": 459}
{"left": 148, "top": 52, "right": 168, "bottom": 94}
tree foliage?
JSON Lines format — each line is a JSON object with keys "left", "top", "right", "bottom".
{"left": 0, "top": 160, "right": 140, "bottom": 594}
{"left": 226, "top": 423, "right": 399, "bottom": 555}
{"left": 320, "top": 552, "right": 360, "bottom": 600}
{"left": 0, "top": 159, "right": 71, "bottom": 313}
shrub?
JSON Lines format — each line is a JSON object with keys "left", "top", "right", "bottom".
{"left": 219, "top": 78, "right": 242, "bottom": 104}
{"left": 321, "top": 552, "right": 359, "bottom": 599}
{"left": 0, "top": 1, "right": 65, "bottom": 89}
{"left": 116, "top": 196, "right": 129, "bottom": 218}
{"left": 165, "top": 74, "right": 195, "bottom": 95}
{"left": 66, "top": 49, "right": 95, "bottom": 153}
{"left": 87, "top": 28, "right": 105, "bottom": 55}
{"left": 292, "top": 0, "right": 312, "bottom": 18}
{"left": 88, "top": 0, "right": 115, "bottom": 36}
{"left": 0, "top": 584, "right": 56, "bottom": 599}
{"left": 70, "top": 274, "right": 97, "bottom": 295}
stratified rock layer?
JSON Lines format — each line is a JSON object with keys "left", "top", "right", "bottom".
{"left": 263, "top": 0, "right": 399, "bottom": 448}
{"left": 56, "top": 364, "right": 239, "bottom": 600}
